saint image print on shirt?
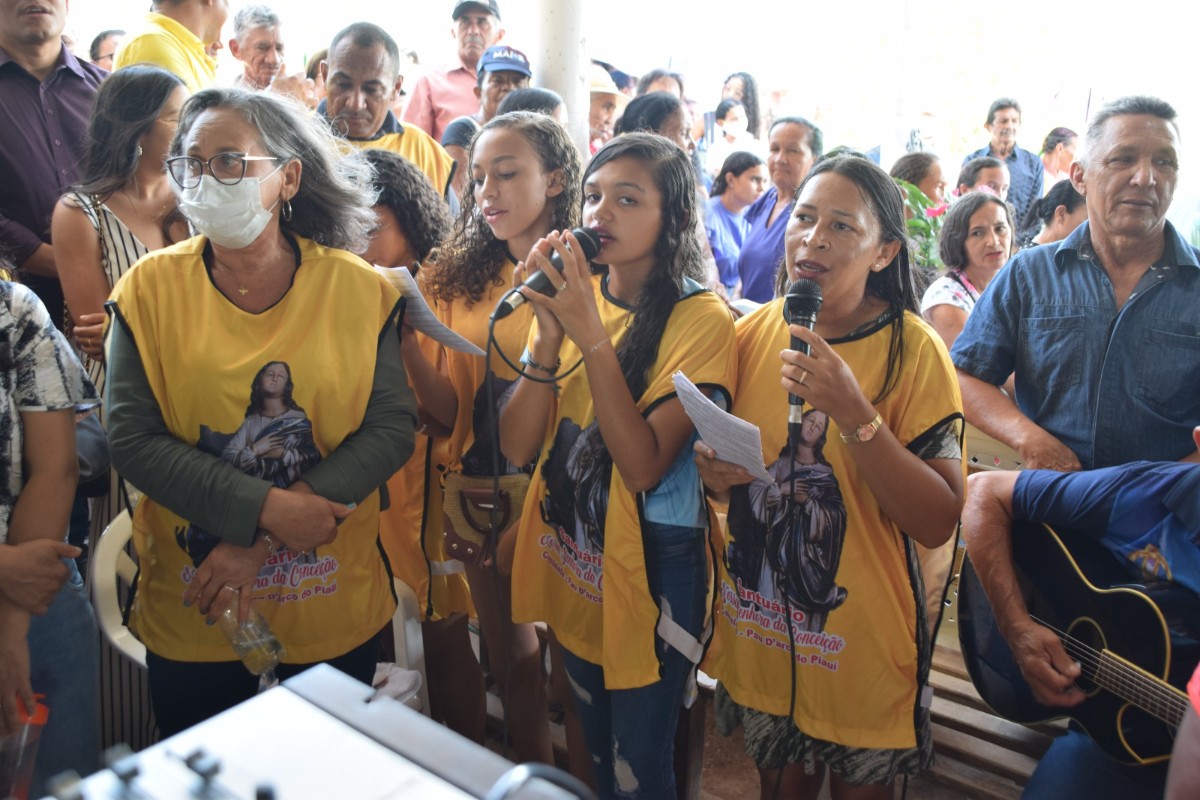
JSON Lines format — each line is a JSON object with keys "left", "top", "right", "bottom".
{"left": 176, "top": 361, "right": 321, "bottom": 565}
{"left": 540, "top": 417, "right": 609, "bottom": 555}
{"left": 726, "top": 408, "right": 848, "bottom": 632}
{"left": 460, "top": 371, "right": 521, "bottom": 476}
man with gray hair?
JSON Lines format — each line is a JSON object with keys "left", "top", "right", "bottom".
{"left": 227, "top": 4, "right": 284, "bottom": 90}
{"left": 953, "top": 95, "right": 1200, "bottom": 798}
{"left": 403, "top": 1, "right": 506, "bottom": 141}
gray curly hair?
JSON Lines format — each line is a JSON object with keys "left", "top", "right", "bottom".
{"left": 171, "top": 86, "right": 378, "bottom": 253}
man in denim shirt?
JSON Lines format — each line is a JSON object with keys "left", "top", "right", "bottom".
{"left": 954, "top": 95, "right": 1200, "bottom": 472}
{"left": 954, "top": 95, "right": 1200, "bottom": 799}
{"left": 963, "top": 98, "right": 1044, "bottom": 240}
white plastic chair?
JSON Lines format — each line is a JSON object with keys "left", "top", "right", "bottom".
{"left": 89, "top": 511, "right": 429, "bottom": 713}
{"left": 388, "top": 577, "right": 430, "bottom": 715}
{"left": 89, "top": 509, "right": 147, "bottom": 668}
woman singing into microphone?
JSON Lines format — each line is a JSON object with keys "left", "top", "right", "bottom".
{"left": 695, "top": 155, "right": 964, "bottom": 799}
{"left": 501, "top": 133, "right": 737, "bottom": 798}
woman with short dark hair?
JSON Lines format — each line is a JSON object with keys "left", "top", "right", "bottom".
{"left": 956, "top": 156, "right": 1009, "bottom": 200}
{"left": 923, "top": 192, "right": 1014, "bottom": 353}
{"left": 735, "top": 116, "right": 823, "bottom": 303}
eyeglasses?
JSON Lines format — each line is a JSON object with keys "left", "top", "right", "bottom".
{"left": 166, "top": 153, "right": 280, "bottom": 190}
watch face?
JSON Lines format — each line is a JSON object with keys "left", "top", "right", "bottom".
{"left": 856, "top": 421, "right": 878, "bottom": 442}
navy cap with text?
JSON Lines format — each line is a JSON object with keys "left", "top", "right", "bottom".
{"left": 476, "top": 45, "right": 530, "bottom": 78}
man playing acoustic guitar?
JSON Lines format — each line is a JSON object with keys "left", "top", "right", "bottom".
{"left": 964, "top": 432, "right": 1200, "bottom": 799}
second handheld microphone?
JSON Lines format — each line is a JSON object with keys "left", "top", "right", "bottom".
{"left": 783, "top": 279, "right": 823, "bottom": 442}
{"left": 492, "top": 227, "right": 602, "bottom": 320}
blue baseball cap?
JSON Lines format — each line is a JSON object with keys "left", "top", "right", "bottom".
{"left": 476, "top": 45, "right": 531, "bottom": 78}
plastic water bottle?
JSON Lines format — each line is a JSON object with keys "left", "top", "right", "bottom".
{"left": 216, "top": 600, "right": 285, "bottom": 692}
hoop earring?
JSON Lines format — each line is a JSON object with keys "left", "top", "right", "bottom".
{"left": 281, "top": 199, "right": 293, "bottom": 222}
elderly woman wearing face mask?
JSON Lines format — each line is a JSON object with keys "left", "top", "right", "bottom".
{"left": 105, "top": 87, "right": 417, "bottom": 736}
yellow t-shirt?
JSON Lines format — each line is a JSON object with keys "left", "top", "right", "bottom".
{"left": 114, "top": 13, "right": 216, "bottom": 94}
{"left": 345, "top": 124, "right": 455, "bottom": 200}
{"left": 438, "top": 258, "right": 533, "bottom": 478}
{"left": 378, "top": 269, "right": 472, "bottom": 621}
{"left": 511, "top": 276, "right": 737, "bottom": 689}
{"left": 702, "top": 302, "right": 963, "bottom": 750}
{"left": 109, "top": 235, "right": 399, "bottom": 663}
{"left": 381, "top": 260, "right": 526, "bottom": 618}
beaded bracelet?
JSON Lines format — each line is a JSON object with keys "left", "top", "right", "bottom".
{"left": 258, "top": 530, "right": 282, "bottom": 551}
{"left": 525, "top": 355, "right": 561, "bottom": 375}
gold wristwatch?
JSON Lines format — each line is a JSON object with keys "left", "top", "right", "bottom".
{"left": 840, "top": 412, "right": 883, "bottom": 444}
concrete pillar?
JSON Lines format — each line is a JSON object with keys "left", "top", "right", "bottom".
{"left": 534, "top": 0, "right": 589, "bottom": 156}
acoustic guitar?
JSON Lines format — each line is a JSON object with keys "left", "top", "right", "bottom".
{"left": 957, "top": 520, "right": 1200, "bottom": 765}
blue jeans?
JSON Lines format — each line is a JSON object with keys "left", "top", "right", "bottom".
{"left": 561, "top": 523, "right": 706, "bottom": 800}
{"left": 1023, "top": 729, "right": 1166, "bottom": 799}
{"left": 28, "top": 558, "right": 100, "bottom": 796}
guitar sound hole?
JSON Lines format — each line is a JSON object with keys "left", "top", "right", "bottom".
{"left": 1065, "top": 617, "right": 1106, "bottom": 695}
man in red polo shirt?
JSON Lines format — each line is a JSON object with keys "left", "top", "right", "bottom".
{"left": 403, "top": 0, "right": 505, "bottom": 141}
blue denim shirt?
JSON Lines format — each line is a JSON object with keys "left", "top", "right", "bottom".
{"left": 952, "top": 220, "right": 1200, "bottom": 470}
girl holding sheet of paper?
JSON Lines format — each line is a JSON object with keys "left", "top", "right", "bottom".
{"left": 359, "top": 148, "right": 489, "bottom": 744}
{"left": 400, "top": 112, "right": 585, "bottom": 763}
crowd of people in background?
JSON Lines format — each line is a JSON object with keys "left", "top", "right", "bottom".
{"left": 3, "top": 1, "right": 1200, "bottom": 799}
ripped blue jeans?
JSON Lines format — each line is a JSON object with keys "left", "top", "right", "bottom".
{"left": 560, "top": 523, "right": 706, "bottom": 799}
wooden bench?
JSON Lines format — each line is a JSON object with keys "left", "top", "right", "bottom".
{"left": 924, "top": 543, "right": 1066, "bottom": 800}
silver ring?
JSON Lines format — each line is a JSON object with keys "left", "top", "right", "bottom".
{"left": 797, "top": 369, "right": 809, "bottom": 385}
{"left": 558, "top": 281, "right": 568, "bottom": 291}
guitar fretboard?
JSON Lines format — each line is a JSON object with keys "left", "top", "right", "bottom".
{"left": 1032, "top": 615, "right": 1189, "bottom": 728}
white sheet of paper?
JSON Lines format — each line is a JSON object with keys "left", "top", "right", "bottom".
{"left": 673, "top": 371, "right": 772, "bottom": 483}
{"left": 374, "top": 266, "right": 486, "bottom": 356}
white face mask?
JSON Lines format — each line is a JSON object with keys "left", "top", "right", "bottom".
{"left": 176, "top": 166, "right": 283, "bottom": 249}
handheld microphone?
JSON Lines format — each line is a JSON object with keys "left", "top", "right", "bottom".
{"left": 492, "top": 227, "right": 602, "bottom": 320}
{"left": 783, "top": 279, "right": 822, "bottom": 444}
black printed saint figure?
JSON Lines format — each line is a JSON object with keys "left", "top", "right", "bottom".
{"left": 177, "top": 361, "right": 321, "bottom": 565}
{"left": 540, "top": 418, "right": 610, "bottom": 554}
{"left": 726, "top": 409, "right": 848, "bottom": 632}
{"left": 460, "top": 372, "right": 522, "bottom": 477}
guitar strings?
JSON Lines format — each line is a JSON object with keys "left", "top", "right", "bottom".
{"left": 1046, "top": 622, "right": 1188, "bottom": 724}
{"left": 1032, "top": 615, "right": 1188, "bottom": 721}
{"left": 1031, "top": 615, "right": 1188, "bottom": 724}
{"left": 1054, "top": 635, "right": 1185, "bottom": 724}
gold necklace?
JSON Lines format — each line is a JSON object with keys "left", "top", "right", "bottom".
{"left": 218, "top": 249, "right": 296, "bottom": 299}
